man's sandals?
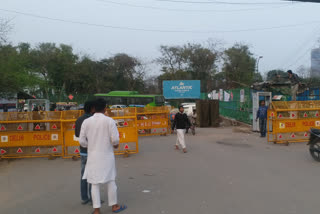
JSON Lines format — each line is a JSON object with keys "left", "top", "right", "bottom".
{"left": 113, "top": 205, "right": 127, "bottom": 213}
{"left": 175, "top": 145, "right": 187, "bottom": 153}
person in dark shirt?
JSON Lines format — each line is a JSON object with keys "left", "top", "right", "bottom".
{"left": 172, "top": 105, "right": 191, "bottom": 153}
{"left": 256, "top": 100, "right": 268, "bottom": 137}
{"left": 287, "top": 70, "right": 301, "bottom": 101}
{"left": 75, "top": 100, "right": 95, "bottom": 205}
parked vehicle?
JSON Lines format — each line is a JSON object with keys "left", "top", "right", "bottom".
{"left": 70, "top": 106, "right": 80, "bottom": 110}
{"left": 181, "top": 102, "right": 195, "bottom": 106}
{"left": 78, "top": 104, "right": 84, "bottom": 110}
{"left": 25, "top": 99, "right": 50, "bottom": 112}
{"left": 55, "top": 102, "right": 77, "bottom": 111}
{"left": 110, "top": 105, "right": 127, "bottom": 109}
{"left": 128, "top": 104, "right": 145, "bottom": 108}
{"left": 183, "top": 104, "right": 196, "bottom": 116}
{"left": 0, "top": 100, "right": 17, "bottom": 112}
{"left": 164, "top": 101, "right": 171, "bottom": 106}
{"left": 95, "top": 91, "right": 165, "bottom": 106}
{"left": 308, "top": 128, "right": 320, "bottom": 162}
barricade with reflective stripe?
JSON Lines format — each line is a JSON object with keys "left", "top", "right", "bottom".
{"left": 107, "top": 108, "right": 138, "bottom": 155}
{"left": 268, "top": 101, "right": 320, "bottom": 144}
{"left": 136, "top": 106, "right": 171, "bottom": 136}
{"left": 63, "top": 108, "right": 138, "bottom": 158}
{"left": 114, "top": 116, "right": 138, "bottom": 155}
{"left": 0, "top": 111, "right": 63, "bottom": 158}
{"left": 61, "top": 111, "right": 83, "bottom": 158}
{"left": 0, "top": 107, "right": 171, "bottom": 159}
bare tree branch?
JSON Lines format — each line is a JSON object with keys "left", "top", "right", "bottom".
{"left": 0, "top": 18, "right": 13, "bottom": 44}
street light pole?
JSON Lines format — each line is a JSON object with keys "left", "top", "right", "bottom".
{"left": 256, "top": 56, "right": 263, "bottom": 73}
{"left": 254, "top": 56, "right": 263, "bottom": 82}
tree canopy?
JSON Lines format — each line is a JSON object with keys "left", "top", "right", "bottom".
{"left": 0, "top": 39, "right": 269, "bottom": 102}
{"left": 0, "top": 42, "right": 145, "bottom": 101}
{"left": 157, "top": 43, "right": 218, "bottom": 92}
{"left": 222, "top": 44, "right": 256, "bottom": 88}
{"left": 266, "top": 69, "right": 287, "bottom": 81}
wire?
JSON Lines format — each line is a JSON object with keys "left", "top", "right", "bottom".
{"left": 155, "top": 0, "right": 297, "bottom": 5}
{"left": 0, "top": 8, "right": 319, "bottom": 34}
{"left": 280, "top": 25, "right": 320, "bottom": 68}
{"left": 97, "top": 0, "right": 297, "bottom": 13}
{"left": 286, "top": 42, "right": 319, "bottom": 69}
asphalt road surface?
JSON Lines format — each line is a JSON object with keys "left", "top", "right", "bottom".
{"left": 0, "top": 127, "right": 319, "bottom": 214}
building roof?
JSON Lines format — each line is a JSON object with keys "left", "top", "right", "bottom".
{"left": 17, "top": 91, "right": 35, "bottom": 100}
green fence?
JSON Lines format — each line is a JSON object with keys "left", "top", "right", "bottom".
{"left": 219, "top": 88, "right": 252, "bottom": 125}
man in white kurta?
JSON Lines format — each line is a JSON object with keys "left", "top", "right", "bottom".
{"left": 80, "top": 99, "right": 126, "bottom": 214}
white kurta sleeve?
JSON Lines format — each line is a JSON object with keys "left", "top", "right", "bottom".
{"left": 79, "top": 120, "right": 88, "bottom": 148}
{"left": 110, "top": 120, "right": 119, "bottom": 146}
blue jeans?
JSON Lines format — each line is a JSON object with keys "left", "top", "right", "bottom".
{"left": 259, "top": 118, "right": 267, "bottom": 137}
{"left": 81, "top": 155, "right": 91, "bottom": 201}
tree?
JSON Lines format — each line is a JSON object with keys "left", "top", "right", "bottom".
{"left": 65, "top": 56, "right": 97, "bottom": 94}
{"left": 266, "top": 69, "right": 287, "bottom": 81}
{"left": 156, "top": 43, "right": 219, "bottom": 92}
{"left": 0, "top": 18, "right": 12, "bottom": 44}
{"left": 70, "top": 53, "right": 146, "bottom": 94}
{"left": 254, "top": 72, "right": 263, "bottom": 82}
{"left": 109, "top": 53, "right": 144, "bottom": 92}
{"left": 222, "top": 44, "right": 256, "bottom": 88}
{"left": 0, "top": 44, "right": 42, "bottom": 94}
{"left": 29, "top": 43, "right": 77, "bottom": 99}
{"left": 295, "top": 65, "right": 310, "bottom": 79}
{"left": 212, "top": 72, "right": 226, "bottom": 89}
{"left": 157, "top": 45, "right": 187, "bottom": 73}
{"left": 51, "top": 44, "right": 78, "bottom": 99}
{"left": 144, "top": 76, "right": 160, "bottom": 94}
{"left": 183, "top": 43, "right": 218, "bottom": 91}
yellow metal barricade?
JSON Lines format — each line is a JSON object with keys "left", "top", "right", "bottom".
{"left": 63, "top": 109, "right": 138, "bottom": 158}
{"left": 62, "top": 110, "right": 84, "bottom": 158}
{"left": 0, "top": 106, "right": 172, "bottom": 159}
{"left": 107, "top": 108, "right": 138, "bottom": 155}
{"left": 267, "top": 101, "right": 320, "bottom": 144}
{"left": 136, "top": 106, "right": 171, "bottom": 136}
{"left": 0, "top": 111, "right": 64, "bottom": 159}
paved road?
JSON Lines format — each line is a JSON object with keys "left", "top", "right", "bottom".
{"left": 0, "top": 127, "right": 319, "bottom": 214}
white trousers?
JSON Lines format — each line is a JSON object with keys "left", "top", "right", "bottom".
{"left": 176, "top": 129, "right": 186, "bottom": 149}
{"left": 91, "top": 181, "right": 117, "bottom": 208}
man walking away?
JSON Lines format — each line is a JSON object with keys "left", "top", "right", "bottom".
{"left": 80, "top": 99, "right": 127, "bottom": 214}
{"left": 256, "top": 100, "right": 268, "bottom": 137}
{"left": 172, "top": 105, "right": 191, "bottom": 153}
{"left": 287, "top": 70, "right": 301, "bottom": 101}
{"left": 75, "top": 101, "right": 95, "bottom": 205}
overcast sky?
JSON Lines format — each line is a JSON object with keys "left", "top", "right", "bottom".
{"left": 1, "top": 0, "right": 320, "bottom": 76}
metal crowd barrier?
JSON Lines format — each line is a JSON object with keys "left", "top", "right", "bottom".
{"left": 106, "top": 108, "right": 138, "bottom": 155}
{"left": 61, "top": 110, "right": 84, "bottom": 159}
{"left": 136, "top": 106, "right": 171, "bottom": 136}
{"left": 63, "top": 108, "right": 139, "bottom": 159}
{"left": 0, "top": 107, "right": 171, "bottom": 159}
{"left": 267, "top": 101, "right": 320, "bottom": 144}
{"left": 0, "top": 111, "right": 64, "bottom": 159}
